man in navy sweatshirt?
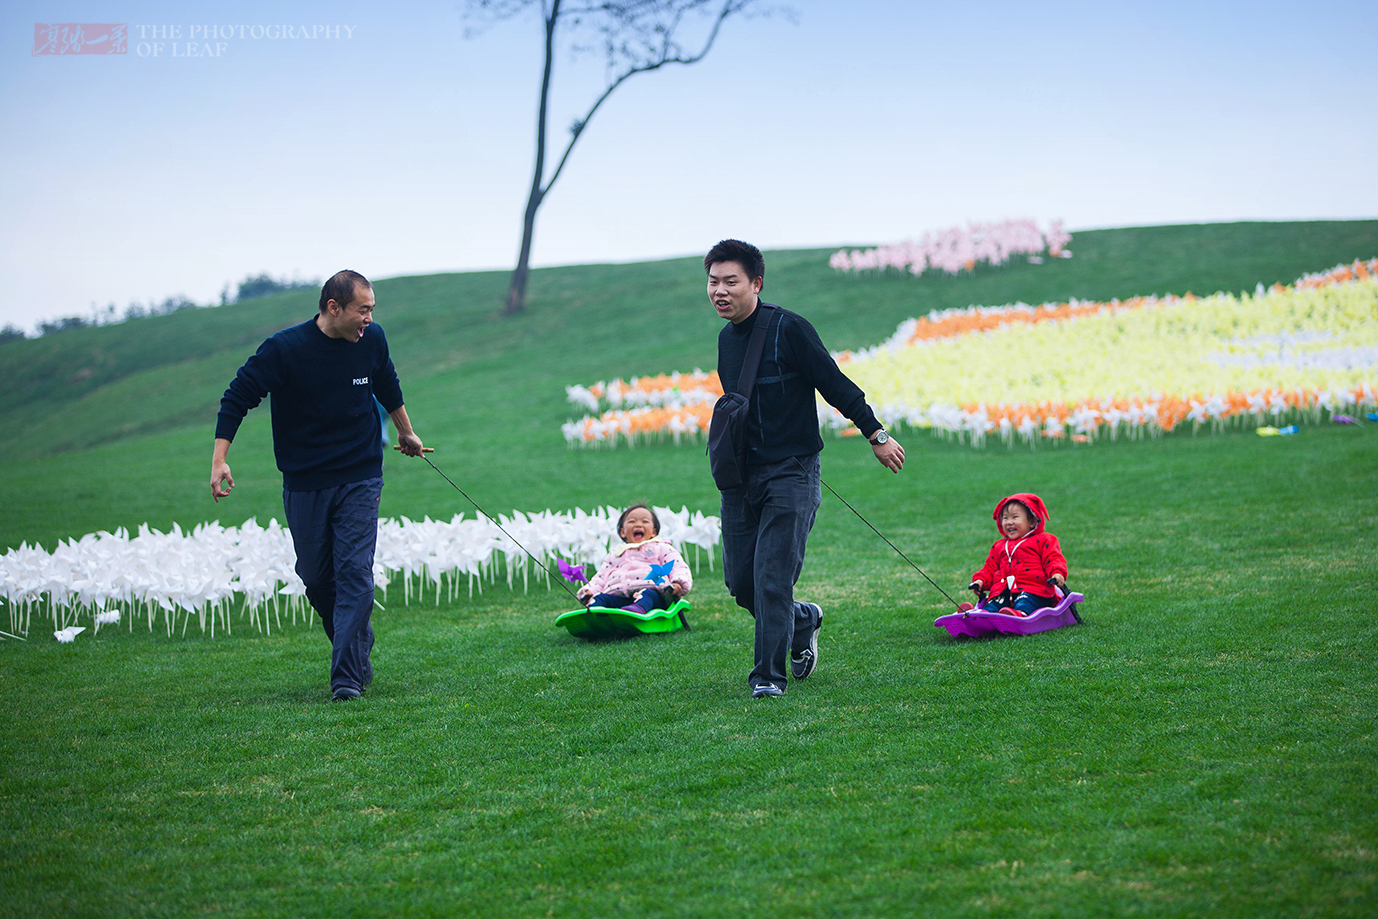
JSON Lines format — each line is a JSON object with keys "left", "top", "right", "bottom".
{"left": 211, "top": 270, "right": 425, "bottom": 701}
{"left": 707, "top": 239, "right": 905, "bottom": 699}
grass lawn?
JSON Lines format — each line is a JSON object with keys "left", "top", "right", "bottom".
{"left": 2, "top": 222, "right": 1377, "bottom": 916}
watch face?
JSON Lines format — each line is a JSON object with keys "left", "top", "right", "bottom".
{"left": 874, "top": 431, "right": 889, "bottom": 444}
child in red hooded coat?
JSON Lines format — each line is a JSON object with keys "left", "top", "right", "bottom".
{"left": 969, "top": 493, "right": 1068, "bottom": 616}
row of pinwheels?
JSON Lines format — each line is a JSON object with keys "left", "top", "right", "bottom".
{"left": 1, "top": 506, "right": 721, "bottom": 642}
{"left": 561, "top": 257, "right": 1378, "bottom": 448}
{"left": 562, "top": 372, "right": 722, "bottom": 446}
{"left": 833, "top": 258, "right": 1378, "bottom": 446}
{"left": 829, "top": 218, "right": 1072, "bottom": 277}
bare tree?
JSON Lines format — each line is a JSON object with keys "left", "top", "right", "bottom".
{"left": 468, "top": 0, "right": 761, "bottom": 315}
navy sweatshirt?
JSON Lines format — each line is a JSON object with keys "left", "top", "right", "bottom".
{"left": 717, "top": 302, "right": 881, "bottom": 465}
{"left": 216, "top": 317, "right": 405, "bottom": 491}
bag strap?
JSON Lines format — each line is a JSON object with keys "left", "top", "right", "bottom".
{"left": 733, "top": 304, "right": 777, "bottom": 400}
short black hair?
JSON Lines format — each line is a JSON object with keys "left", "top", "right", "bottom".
{"left": 319, "top": 270, "right": 371, "bottom": 313}
{"left": 704, "top": 239, "right": 765, "bottom": 293}
{"left": 616, "top": 503, "right": 661, "bottom": 539}
{"left": 1004, "top": 499, "right": 1037, "bottom": 522}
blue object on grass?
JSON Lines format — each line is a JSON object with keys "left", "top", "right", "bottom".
{"left": 1368, "top": 413, "right": 1378, "bottom": 422}
{"left": 555, "top": 598, "right": 691, "bottom": 639}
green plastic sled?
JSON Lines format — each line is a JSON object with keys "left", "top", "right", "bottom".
{"left": 555, "top": 599, "right": 692, "bottom": 639}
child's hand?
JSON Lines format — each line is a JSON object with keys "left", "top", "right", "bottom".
{"left": 669, "top": 581, "right": 688, "bottom": 597}
{"left": 969, "top": 579, "right": 984, "bottom": 593}
{"left": 1050, "top": 574, "right": 1066, "bottom": 589}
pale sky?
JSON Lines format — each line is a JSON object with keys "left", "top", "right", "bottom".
{"left": 2, "top": 0, "right": 1375, "bottom": 331}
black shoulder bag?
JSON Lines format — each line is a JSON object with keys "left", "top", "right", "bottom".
{"left": 708, "top": 304, "right": 776, "bottom": 490}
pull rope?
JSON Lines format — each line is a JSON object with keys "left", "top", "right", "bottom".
{"left": 405, "top": 449, "right": 583, "bottom": 603}
{"left": 406, "top": 449, "right": 960, "bottom": 610}
{"left": 798, "top": 458, "right": 963, "bottom": 611}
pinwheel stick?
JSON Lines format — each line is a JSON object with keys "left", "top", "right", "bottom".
{"left": 392, "top": 445, "right": 435, "bottom": 453}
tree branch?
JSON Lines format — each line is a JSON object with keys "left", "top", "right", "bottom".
{"left": 541, "top": 1, "right": 742, "bottom": 195}
{"left": 529, "top": 0, "right": 560, "bottom": 212}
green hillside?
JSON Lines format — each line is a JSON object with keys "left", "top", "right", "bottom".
{"left": 2, "top": 220, "right": 1376, "bottom": 549}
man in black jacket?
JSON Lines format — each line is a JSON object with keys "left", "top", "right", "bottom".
{"left": 707, "top": 239, "right": 904, "bottom": 698}
{"left": 211, "top": 270, "right": 425, "bottom": 701}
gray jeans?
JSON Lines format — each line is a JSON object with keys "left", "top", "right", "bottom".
{"left": 720, "top": 454, "right": 823, "bottom": 689}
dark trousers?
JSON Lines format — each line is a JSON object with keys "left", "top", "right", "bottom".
{"left": 980, "top": 590, "right": 1056, "bottom": 615}
{"left": 590, "top": 589, "right": 671, "bottom": 612}
{"left": 283, "top": 477, "right": 382, "bottom": 694}
{"left": 720, "top": 454, "right": 823, "bottom": 689}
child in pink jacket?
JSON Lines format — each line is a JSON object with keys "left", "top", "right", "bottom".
{"left": 577, "top": 504, "right": 694, "bottom": 612}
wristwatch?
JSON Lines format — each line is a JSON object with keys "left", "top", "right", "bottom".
{"left": 869, "top": 430, "right": 889, "bottom": 445}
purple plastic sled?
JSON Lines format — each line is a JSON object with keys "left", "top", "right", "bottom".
{"left": 934, "top": 591, "right": 1085, "bottom": 638}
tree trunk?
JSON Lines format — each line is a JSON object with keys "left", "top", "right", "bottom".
{"left": 497, "top": 0, "right": 744, "bottom": 316}
{"left": 503, "top": 0, "right": 559, "bottom": 317}
{"left": 504, "top": 194, "right": 540, "bottom": 315}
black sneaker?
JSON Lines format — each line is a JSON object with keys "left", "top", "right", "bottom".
{"left": 332, "top": 686, "right": 361, "bottom": 702}
{"left": 791, "top": 603, "right": 823, "bottom": 680}
{"left": 751, "top": 683, "right": 784, "bottom": 699}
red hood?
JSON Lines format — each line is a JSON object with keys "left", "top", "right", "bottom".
{"left": 993, "top": 493, "right": 1050, "bottom": 536}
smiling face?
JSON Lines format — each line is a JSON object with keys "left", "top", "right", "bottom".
{"left": 319, "top": 283, "right": 375, "bottom": 342}
{"left": 619, "top": 506, "right": 658, "bottom": 543}
{"left": 707, "top": 260, "right": 762, "bottom": 324}
{"left": 1000, "top": 502, "right": 1036, "bottom": 539}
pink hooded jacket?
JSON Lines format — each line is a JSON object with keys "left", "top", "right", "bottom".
{"left": 578, "top": 537, "right": 693, "bottom": 600}
{"left": 971, "top": 493, "right": 1068, "bottom": 600}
